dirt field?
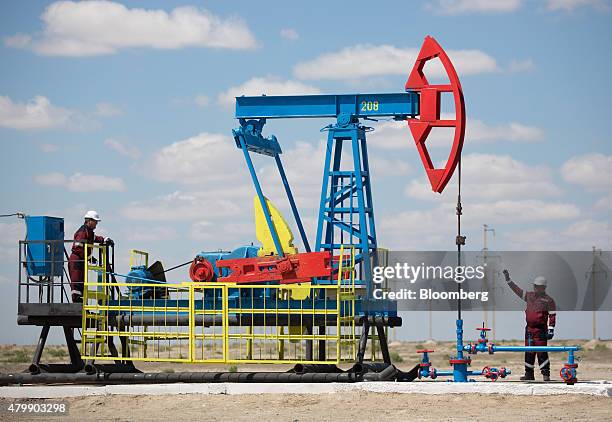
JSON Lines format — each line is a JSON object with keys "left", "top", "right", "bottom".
{"left": 1, "top": 339, "right": 611, "bottom": 421}
{"left": 1, "top": 392, "right": 611, "bottom": 422}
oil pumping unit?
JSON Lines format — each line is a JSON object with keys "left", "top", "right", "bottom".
{"left": 5, "top": 36, "right": 581, "bottom": 386}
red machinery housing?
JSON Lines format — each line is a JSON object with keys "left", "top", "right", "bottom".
{"left": 216, "top": 251, "right": 331, "bottom": 284}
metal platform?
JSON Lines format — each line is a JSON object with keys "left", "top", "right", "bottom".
{"left": 18, "top": 303, "right": 82, "bottom": 327}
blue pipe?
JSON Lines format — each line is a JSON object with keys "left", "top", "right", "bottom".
{"left": 452, "top": 319, "right": 469, "bottom": 382}
{"left": 424, "top": 370, "right": 484, "bottom": 378}
{"left": 431, "top": 318, "right": 579, "bottom": 383}
{"left": 465, "top": 344, "right": 579, "bottom": 354}
{"left": 434, "top": 370, "right": 453, "bottom": 377}
{"left": 492, "top": 345, "right": 579, "bottom": 353}
{"left": 456, "top": 319, "right": 464, "bottom": 358}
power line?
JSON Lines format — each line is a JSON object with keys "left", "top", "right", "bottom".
{"left": 0, "top": 212, "right": 25, "bottom": 218}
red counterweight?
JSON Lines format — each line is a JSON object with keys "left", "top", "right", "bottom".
{"left": 189, "top": 257, "right": 215, "bottom": 282}
{"left": 406, "top": 36, "right": 466, "bottom": 193}
{"left": 216, "top": 251, "right": 332, "bottom": 284}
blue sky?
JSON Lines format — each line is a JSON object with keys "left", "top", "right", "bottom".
{"left": 0, "top": 0, "right": 610, "bottom": 343}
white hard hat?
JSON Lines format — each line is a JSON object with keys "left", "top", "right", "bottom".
{"left": 533, "top": 276, "right": 547, "bottom": 286}
{"left": 83, "top": 210, "right": 101, "bottom": 221}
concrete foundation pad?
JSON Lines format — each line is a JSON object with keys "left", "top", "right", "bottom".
{"left": 1, "top": 381, "right": 610, "bottom": 399}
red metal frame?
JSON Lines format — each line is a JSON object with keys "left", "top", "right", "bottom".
{"left": 406, "top": 36, "right": 466, "bottom": 193}
{"left": 216, "top": 251, "right": 332, "bottom": 284}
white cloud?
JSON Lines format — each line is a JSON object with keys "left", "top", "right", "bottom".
{"left": 34, "top": 172, "right": 126, "bottom": 192}
{"left": 594, "top": 194, "right": 612, "bottom": 212}
{"left": 104, "top": 138, "right": 141, "bottom": 159}
{"left": 0, "top": 95, "right": 116, "bottom": 131}
{"left": 0, "top": 222, "right": 25, "bottom": 263}
{"left": 194, "top": 95, "right": 210, "bottom": 107}
{"left": 378, "top": 152, "right": 588, "bottom": 250}
{"left": 379, "top": 198, "right": 581, "bottom": 250}
{"left": 368, "top": 120, "right": 420, "bottom": 150}
{"left": 217, "top": 76, "right": 321, "bottom": 106}
{"left": 562, "top": 219, "right": 610, "bottom": 241}
{"left": 148, "top": 132, "right": 246, "bottom": 184}
{"left": 425, "top": 0, "right": 523, "bottom": 14}
{"left": 33, "top": 172, "right": 66, "bottom": 186}
{"left": 280, "top": 28, "right": 299, "bottom": 41}
{"left": 3, "top": 33, "right": 31, "bottom": 49}
{"left": 561, "top": 153, "right": 612, "bottom": 192}
{"left": 170, "top": 94, "right": 211, "bottom": 108}
{"left": 547, "top": 0, "right": 610, "bottom": 11}
{"left": 124, "top": 226, "right": 177, "bottom": 242}
{"left": 369, "top": 117, "right": 543, "bottom": 151}
{"left": 508, "top": 59, "right": 535, "bottom": 72}
{"left": 466, "top": 119, "right": 544, "bottom": 143}
{"left": 121, "top": 190, "right": 246, "bottom": 221}
{"left": 369, "top": 156, "right": 412, "bottom": 178}
{"left": 378, "top": 204, "right": 456, "bottom": 249}
{"left": 405, "top": 153, "right": 563, "bottom": 201}
{"left": 469, "top": 199, "right": 580, "bottom": 222}
{"left": 188, "top": 220, "right": 254, "bottom": 242}
{"left": 293, "top": 44, "right": 499, "bottom": 80}
{"left": 507, "top": 219, "right": 611, "bottom": 250}
{"left": 95, "top": 102, "right": 123, "bottom": 117}
{"left": 0, "top": 95, "right": 74, "bottom": 130}
{"left": 40, "top": 143, "right": 59, "bottom": 152}
{"left": 4, "top": 1, "right": 257, "bottom": 57}
{"left": 189, "top": 221, "right": 214, "bottom": 240}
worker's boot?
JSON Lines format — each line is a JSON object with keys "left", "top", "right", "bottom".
{"left": 520, "top": 371, "right": 535, "bottom": 381}
{"left": 542, "top": 374, "right": 551, "bottom": 382}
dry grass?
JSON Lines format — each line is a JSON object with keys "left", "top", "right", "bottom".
{"left": 1, "top": 339, "right": 611, "bottom": 381}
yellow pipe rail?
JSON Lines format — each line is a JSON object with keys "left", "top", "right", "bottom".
{"left": 82, "top": 247, "right": 358, "bottom": 365}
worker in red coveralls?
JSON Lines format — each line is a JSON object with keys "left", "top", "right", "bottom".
{"left": 68, "top": 210, "right": 113, "bottom": 303}
{"left": 503, "top": 269, "right": 556, "bottom": 381}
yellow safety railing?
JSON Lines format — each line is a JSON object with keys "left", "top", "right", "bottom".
{"left": 81, "top": 247, "right": 357, "bottom": 364}
{"left": 129, "top": 249, "right": 149, "bottom": 268}
{"left": 81, "top": 244, "right": 110, "bottom": 358}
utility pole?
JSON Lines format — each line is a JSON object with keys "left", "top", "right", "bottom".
{"left": 482, "top": 224, "right": 496, "bottom": 338}
{"left": 591, "top": 246, "right": 603, "bottom": 340}
{"left": 428, "top": 298, "right": 433, "bottom": 341}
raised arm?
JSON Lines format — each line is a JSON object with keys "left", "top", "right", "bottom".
{"left": 503, "top": 269, "right": 526, "bottom": 301}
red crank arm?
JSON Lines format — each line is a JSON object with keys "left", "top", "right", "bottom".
{"left": 406, "top": 36, "right": 466, "bottom": 193}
